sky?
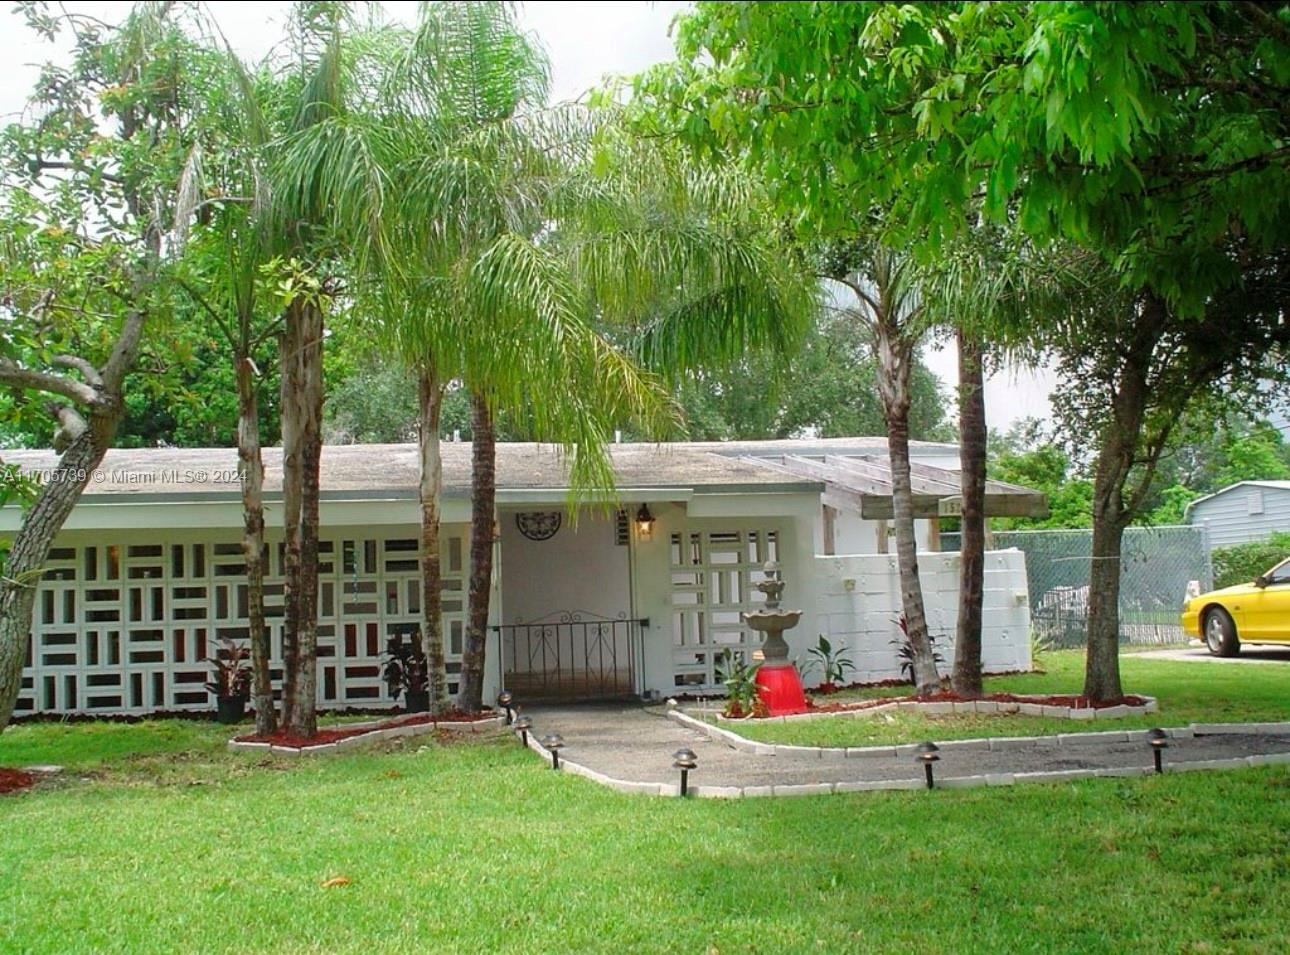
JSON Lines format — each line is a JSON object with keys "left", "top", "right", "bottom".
{"left": 0, "top": 0, "right": 1057, "bottom": 431}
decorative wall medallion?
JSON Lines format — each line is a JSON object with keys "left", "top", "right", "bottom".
{"left": 515, "top": 511, "right": 562, "bottom": 542}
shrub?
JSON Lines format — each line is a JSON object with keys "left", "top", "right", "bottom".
{"left": 1212, "top": 532, "right": 1290, "bottom": 588}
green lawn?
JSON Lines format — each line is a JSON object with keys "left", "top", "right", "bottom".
{"left": 719, "top": 650, "right": 1290, "bottom": 748}
{"left": 0, "top": 720, "right": 1287, "bottom": 954}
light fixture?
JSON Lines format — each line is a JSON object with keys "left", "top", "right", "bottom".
{"left": 635, "top": 503, "right": 656, "bottom": 540}
{"left": 915, "top": 741, "right": 940, "bottom": 789}
{"left": 497, "top": 691, "right": 514, "bottom": 725}
{"left": 672, "top": 747, "right": 698, "bottom": 797}
{"left": 514, "top": 715, "right": 532, "bottom": 747}
{"left": 541, "top": 732, "right": 565, "bottom": 770}
{"left": 1146, "top": 728, "right": 1168, "bottom": 774}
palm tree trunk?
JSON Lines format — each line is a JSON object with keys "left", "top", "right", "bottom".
{"left": 290, "top": 300, "right": 324, "bottom": 739}
{"left": 278, "top": 309, "right": 302, "bottom": 728}
{"left": 418, "top": 367, "right": 449, "bottom": 714}
{"left": 236, "top": 356, "right": 275, "bottom": 736}
{"left": 458, "top": 391, "right": 495, "bottom": 713}
{"left": 876, "top": 328, "right": 940, "bottom": 696}
{"left": 952, "top": 331, "right": 987, "bottom": 696}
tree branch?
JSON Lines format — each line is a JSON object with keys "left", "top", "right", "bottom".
{"left": 50, "top": 355, "right": 103, "bottom": 387}
{"left": 0, "top": 358, "right": 101, "bottom": 406}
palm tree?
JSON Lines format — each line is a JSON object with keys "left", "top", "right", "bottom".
{"left": 279, "top": 2, "right": 815, "bottom": 714}
{"left": 820, "top": 239, "right": 942, "bottom": 696}
{"left": 173, "top": 39, "right": 285, "bottom": 736}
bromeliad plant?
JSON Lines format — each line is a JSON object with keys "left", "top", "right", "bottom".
{"left": 382, "top": 632, "right": 430, "bottom": 712}
{"left": 806, "top": 635, "right": 855, "bottom": 693}
{"left": 716, "top": 649, "right": 764, "bottom": 719}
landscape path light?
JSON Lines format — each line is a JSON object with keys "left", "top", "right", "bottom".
{"left": 1146, "top": 728, "right": 1169, "bottom": 775}
{"left": 916, "top": 741, "right": 940, "bottom": 790}
{"left": 514, "top": 715, "right": 532, "bottom": 747}
{"left": 497, "top": 691, "right": 514, "bottom": 725}
{"left": 541, "top": 732, "right": 565, "bottom": 770}
{"left": 672, "top": 747, "right": 698, "bottom": 797}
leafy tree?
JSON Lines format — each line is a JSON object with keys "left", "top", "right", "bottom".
{"left": 0, "top": 4, "right": 216, "bottom": 728}
{"left": 665, "top": 311, "right": 951, "bottom": 441}
{"left": 1214, "top": 423, "right": 1290, "bottom": 488}
{"left": 636, "top": 1, "right": 1290, "bottom": 702}
{"left": 1212, "top": 532, "right": 1290, "bottom": 589}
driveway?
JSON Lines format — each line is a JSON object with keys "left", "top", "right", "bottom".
{"left": 1136, "top": 644, "right": 1290, "bottom": 665}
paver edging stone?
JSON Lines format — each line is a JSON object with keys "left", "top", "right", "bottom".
{"left": 227, "top": 714, "right": 504, "bottom": 755}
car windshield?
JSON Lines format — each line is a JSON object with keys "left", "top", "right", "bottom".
{"left": 1264, "top": 557, "right": 1290, "bottom": 585}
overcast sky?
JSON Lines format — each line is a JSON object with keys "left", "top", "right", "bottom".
{"left": 0, "top": 0, "right": 1056, "bottom": 431}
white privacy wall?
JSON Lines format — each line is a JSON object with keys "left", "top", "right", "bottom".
{"left": 809, "top": 549, "right": 1032, "bottom": 683}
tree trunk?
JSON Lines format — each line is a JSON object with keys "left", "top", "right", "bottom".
{"left": 875, "top": 328, "right": 940, "bottom": 696}
{"left": 952, "top": 331, "right": 987, "bottom": 696}
{"left": 0, "top": 287, "right": 149, "bottom": 729}
{"left": 458, "top": 391, "right": 495, "bottom": 713}
{"left": 1082, "top": 297, "right": 1159, "bottom": 703}
{"left": 418, "top": 367, "right": 449, "bottom": 714}
{"left": 278, "top": 309, "right": 302, "bottom": 728}
{"left": 236, "top": 356, "right": 275, "bottom": 736}
{"left": 290, "top": 300, "right": 324, "bottom": 739}
{"left": 0, "top": 429, "right": 111, "bottom": 726}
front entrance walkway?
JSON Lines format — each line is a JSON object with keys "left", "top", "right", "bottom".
{"left": 520, "top": 703, "right": 1290, "bottom": 796}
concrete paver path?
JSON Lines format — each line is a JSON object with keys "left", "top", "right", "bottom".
{"left": 523, "top": 703, "right": 1290, "bottom": 792}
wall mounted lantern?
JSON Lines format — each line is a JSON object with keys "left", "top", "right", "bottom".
{"left": 635, "top": 504, "right": 656, "bottom": 540}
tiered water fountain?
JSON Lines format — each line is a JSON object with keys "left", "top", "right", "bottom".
{"left": 741, "top": 561, "right": 809, "bottom": 716}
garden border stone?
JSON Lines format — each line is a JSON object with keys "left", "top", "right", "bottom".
{"left": 227, "top": 714, "right": 504, "bottom": 755}
{"left": 668, "top": 708, "right": 1290, "bottom": 761}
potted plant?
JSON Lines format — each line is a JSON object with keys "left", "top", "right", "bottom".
{"left": 716, "top": 648, "right": 764, "bottom": 719}
{"left": 205, "top": 637, "right": 251, "bottom": 724}
{"left": 382, "top": 631, "right": 429, "bottom": 713}
{"left": 806, "top": 635, "right": 855, "bottom": 694}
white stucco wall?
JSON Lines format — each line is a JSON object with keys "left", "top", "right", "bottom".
{"left": 498, "top": 509, "right": 630, "bottom": 623}
{"left": 831, "top": 509, "right": 935, "bottom": 555}
{"left": 810, "top": 549, "right": 1032, "bottom": 684}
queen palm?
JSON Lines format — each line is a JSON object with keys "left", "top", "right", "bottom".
{"left": 278, "top": 2, "right": 814, "bottom": 714}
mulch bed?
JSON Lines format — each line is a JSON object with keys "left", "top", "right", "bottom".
{"left": 233, "top": 709, "right": 496, "bottom": 750}
{"left": 0, "top": 768, "right": 36, "bottom": 795}
{"left": 803, "top": 691, "right": 1150, "bottom": 716}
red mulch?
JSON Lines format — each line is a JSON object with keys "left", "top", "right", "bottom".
{"left": 0, "top": 768, "right": 36, "bottom": 795}
{"left": 803, "top": 691, "right": 1149, "bottom": 716}
{"left": 233, "top": 709, "right": 496, "bottom": 750}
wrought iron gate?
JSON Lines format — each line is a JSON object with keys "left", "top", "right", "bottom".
{"left": 494, "top": 612, "right": 646, "bottom": 701}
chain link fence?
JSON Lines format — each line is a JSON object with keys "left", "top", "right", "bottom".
{"left": 942, "top": 525, "right": 1212, "bottom": 648}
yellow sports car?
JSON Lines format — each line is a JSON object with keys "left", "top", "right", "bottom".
{"left": 1182, "top": 557, "right": 1290, "bottom": 656}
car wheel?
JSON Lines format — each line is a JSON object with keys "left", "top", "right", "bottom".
{"left": 1204, "top": 608, "right": 1240, "bottom": 657}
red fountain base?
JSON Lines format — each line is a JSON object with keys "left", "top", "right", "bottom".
{"left": 755, "top": 663, "right": 809, "bottom": 716}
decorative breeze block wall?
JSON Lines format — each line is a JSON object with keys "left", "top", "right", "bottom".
{"left": 17, "top": 528, "right": 467, "bottom": 716}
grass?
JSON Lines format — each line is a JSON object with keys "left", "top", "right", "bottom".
{"left": 720, "top": 650, "right": 1290, "bottom": 748}
{"left": 1, "top": 717, "right": 1288, "bottom": 954}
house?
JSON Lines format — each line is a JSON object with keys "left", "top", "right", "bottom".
{"left": 1185, "top": 480, "right": 1290, "bottom": 550}
{"left": 1, "top": 439, "right": 1046, "bottom": 716}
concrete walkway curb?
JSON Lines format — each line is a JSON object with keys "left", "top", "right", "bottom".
{"left": 712, "top": 695, "right": 1160, "bottom": 725}
{"left": 517, "top": 713, "right": 1290, "bottom": 799}
{"left": 670, "top": 708, "right": 1290, "bottom": 761}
